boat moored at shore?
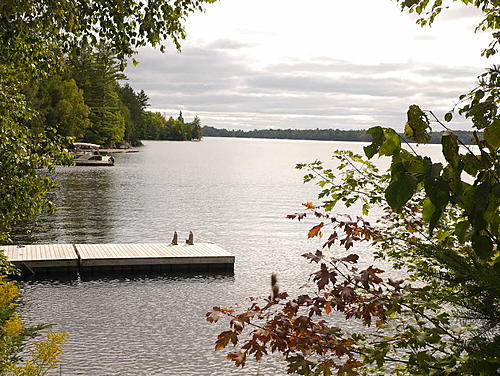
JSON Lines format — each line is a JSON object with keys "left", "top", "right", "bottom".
{"left": 71, "top": 142, "right": 115, "bottom": 166}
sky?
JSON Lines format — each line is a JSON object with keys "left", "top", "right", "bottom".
{"left": 125, "top": 0, "right": 493, "bottom": 131}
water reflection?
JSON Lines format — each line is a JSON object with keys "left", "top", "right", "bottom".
{"left": 13, "top": 166, "right": 116, "bottom": 244}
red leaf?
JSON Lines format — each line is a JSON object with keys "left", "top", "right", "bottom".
{"left": 325, "top": 301, "right": 332, "bottom": 314}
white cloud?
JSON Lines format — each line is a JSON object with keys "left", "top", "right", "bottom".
{"left": 125, "top": 0, "right": 491, "bottom": 131}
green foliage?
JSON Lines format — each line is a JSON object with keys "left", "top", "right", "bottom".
{"left": 70, "top": 48, "right": 127, "bottom": 146}
{"left": 404, "top": 105, "right": 431, "bottom": 143}
{"left": 0, "top": 0, "right": 217, "bottom": 77}
{"left": 0, "top": 0, "right": 216, "bottom": 239}
{"left": 0, "top": 66, "right": 72, "bottom": 242}
{"left": 142, "top": 111, "right": 204, "bottom": 141}
{"left": 0, "top": 255, "right": 67, "bottom": 375}
{"left": 29, "top": 75, "right": 91, "bottom": 139}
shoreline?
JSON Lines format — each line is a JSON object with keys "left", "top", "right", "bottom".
{"left": 100, "top": 148, "right": 140, "bottom": 154}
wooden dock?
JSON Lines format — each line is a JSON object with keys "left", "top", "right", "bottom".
{"left": 1, "top": 243, "right": 234, "bottom": 275}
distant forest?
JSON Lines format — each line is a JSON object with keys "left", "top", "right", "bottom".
{"left": 202, "top": 126, "right": 479, "bottom": 145}
{"left": 29, "top": 48, "right": 202, "bottom": 147}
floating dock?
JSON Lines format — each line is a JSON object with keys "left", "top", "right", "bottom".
{"left": 1, "top": 243, "right": 234, "bottom": 276}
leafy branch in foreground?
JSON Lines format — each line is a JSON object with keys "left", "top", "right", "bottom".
{"left": 208, "top": 144, "right": 498, "bottom": 374}
{"left": 0, "top": 254, "right": 67, "bottom": 376}
{"left": 207, "top": 2, "right": 499, "bottom": 372}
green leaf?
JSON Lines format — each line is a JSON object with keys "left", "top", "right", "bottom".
{"left": 484, "top": 121, "right": 500, "bottom": 150}
{"left": 462, "top": 154, "right": 481, "bottom": 176}
{"left": 364, "top": 126, "right": 384, "bottom": 159}
{"left": 444, "top": 112, "right": 453, "bottom": 122}
{"left": 441, "top": 132, "right": 459, "bottom": 168}
{"left": 455, "top": 221, "right": 470, "bottom": 243}
{"left": 425, "top": 178, "right": 449, "bottom": 209}
{"left": 379, "top": 128, "right": 401, "bottom": 156}
{"left": 385, "top": 173, "right": 417, "bottom": 210}
{"left": 471, "top": 232, "right": 494, "bottom": 260}
{"left": 422, "top": 197, "right": 436, "bottom": 223}
{"left": 422, "top": 197, "right": 443, "bottom": 232}
{"left": 404, "top": 105, "right": 431, "bottom": 144}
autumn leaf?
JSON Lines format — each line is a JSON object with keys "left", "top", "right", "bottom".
{"left": 340, "top": 254, "right": 359, "bottom": 263}
{"left": 226, "top": 351, "right": 246, "bottom": 367}
{"left": 206, "top": 308, "right": 222, "bottom": 323}
{"left": 302, "top": 249, "right": 323, "bottom": 263}
{"left": 325, "top": 301, "right": 332, "bottom": 314}
{"left": 313, "top": 263, "right": 337, "bottom": 290}
{"left": 304, "top": 202, "right": 316, "bottom": 209}
{"left": 215, "top": 330, "right": 238, "bottom": 351}
{"left": 308, "top": 222, "right": 324, "bottom": 238}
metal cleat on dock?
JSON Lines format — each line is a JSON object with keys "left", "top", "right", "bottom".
{"left": 186, "top": 231, "right": 194, "bottom": 245}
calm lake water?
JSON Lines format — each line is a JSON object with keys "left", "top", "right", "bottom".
{"left": 14, "top": 138, "right": 443, "bottom": 375}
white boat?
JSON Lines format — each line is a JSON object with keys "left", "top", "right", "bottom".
{"left": 71, "top": 143, "right": 114, "bottom": 166}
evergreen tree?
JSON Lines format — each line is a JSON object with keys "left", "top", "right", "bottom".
{"left": 177, "top": 110, "right": 184, "bottom": 123}
{"left": 191, "top": 116, "right": 202, "bottom": 140}
{"left": 71, "top": 48, "right": 126, "bottom": 146}
{"left": 119, "top": 83, "right": 150, "bottom": 144}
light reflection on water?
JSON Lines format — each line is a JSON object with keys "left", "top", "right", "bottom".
{"left": 13, "top": 138, "right": 443, "bottom": 375}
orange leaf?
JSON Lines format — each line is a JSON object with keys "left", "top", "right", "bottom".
{"left": 325, "top": 302, "right": 332, "bottom": 315}
{"left": 304, "top": 202, "right": 315, "bottom": 209}
{"left": 308, "top": 222, "right": 324, "bottom": 238}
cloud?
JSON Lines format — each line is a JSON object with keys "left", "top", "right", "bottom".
{"left": 125, "top": 41, "right": 483, "bottom": 131}
{"left": 206, "top": 38, "right": 252, "bottom": 50}
{"left": 441, "top": 6, "right": 484, "bottom": 21}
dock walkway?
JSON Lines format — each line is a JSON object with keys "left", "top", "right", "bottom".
{"left": 1, "top": 243, "right": 234, "bottom": 275}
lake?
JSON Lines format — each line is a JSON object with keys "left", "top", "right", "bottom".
{"left": 15, "top": 138, "right": 443, "bottom": 375}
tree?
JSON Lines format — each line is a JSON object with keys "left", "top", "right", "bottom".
{"left": 70, "top": 48, "right": 127, "bottom": 146}
{"left": 119, "top": 84, "right": 150, "bottom": 145}
{"left": 0, "top": 0, "right": 216, "bottom": 370}
{"left": 207, "top": 1, "right": 499, "bottom": 375}
{"left": 29, "top": 75, "right": 91, "bottom": 139}
{"left": 192, "top": 116, "right": 203, "bottom": 140}
{"left": 140, "top": 111, "right": 204, "bottom": 141}
{"left": 0, "top": 0, "right": 216, "bottom": 240}
{"left": 142, "top": 111, "right": 168, "bottom": 140}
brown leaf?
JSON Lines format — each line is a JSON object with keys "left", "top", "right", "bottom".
{"left": 302, "top": 249, "right": 323, "bottom": 263}
{"left": 308, "top": 222, "right": 324, "bottom": 238}
{"left": 340, "top": 254, "right": 359, "bottom": 263}
{"left": 226, "top": 351, "right": 247, "bottom": 367}
{"left": 215, "top": 330, "right": 238, "bottom": 351}
{"left": 206, "top": 308, "right": 222, "bottom": 323}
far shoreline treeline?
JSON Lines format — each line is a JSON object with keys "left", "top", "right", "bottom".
{"left": 202, "top": 126, "right": 479, "bottom": 145}
{"left": 27, "top": 47, "right": 202, "bottom": 147}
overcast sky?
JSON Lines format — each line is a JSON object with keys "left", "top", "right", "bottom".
{"left": 125, "top": 0, "right": 492, "bottom": 131}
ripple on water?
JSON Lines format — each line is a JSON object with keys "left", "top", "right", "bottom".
{"left": 15, "top": 139, "right": 444, "bottom": 375}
